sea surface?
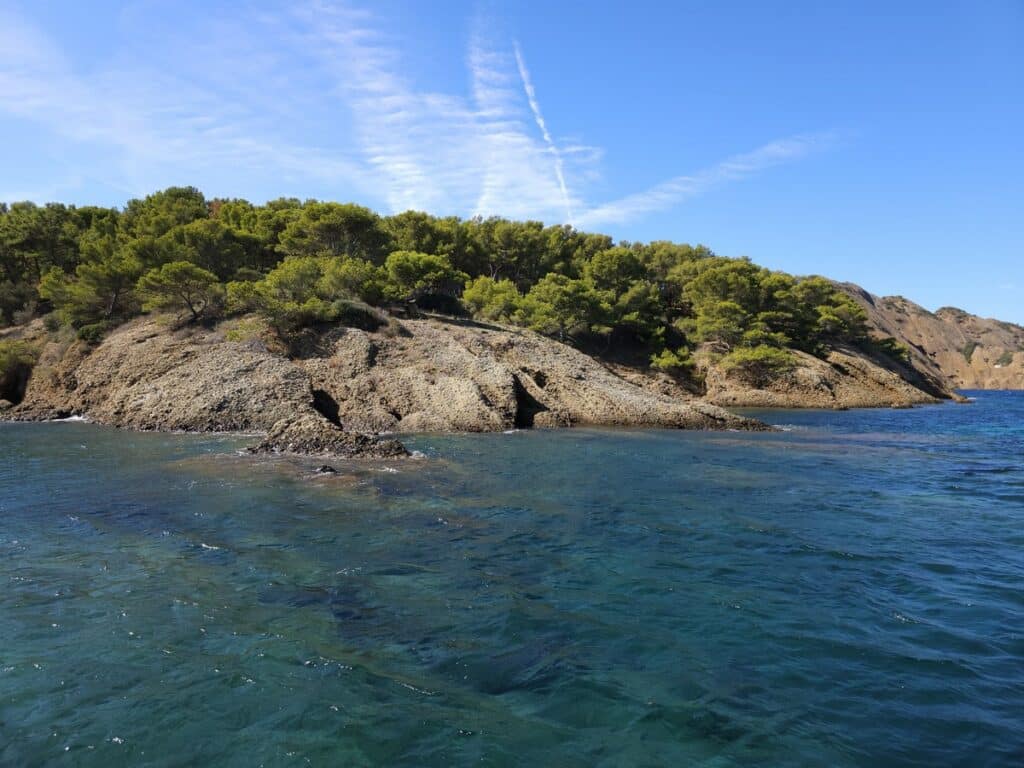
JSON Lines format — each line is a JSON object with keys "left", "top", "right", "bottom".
{"left": 2, "top": 392, "right": 1023, "bottom": 767}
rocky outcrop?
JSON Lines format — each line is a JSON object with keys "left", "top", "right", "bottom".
{"left": 13, "top": 319, "right": 311, "bottom": 431}
{"left": 8, "top": 318, "right": 406, "bottom": 458}
{"left": 702, "top": 346, "right": 943, "bottom": 409}
{"left": 249, "top": 414, "right": 408, "bottom": 459}
{"left": 6, "top": 314, "right": 770, "bottom": 457}
{"left": 300, "top": 319, "right": 763, "bottom": 432}
{"left": 841, "top": 285, "right": 1024, "bottom": 390}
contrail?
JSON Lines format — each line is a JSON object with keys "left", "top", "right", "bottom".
{"left": 513, "top": 41, "right": 573, "bottom": 222}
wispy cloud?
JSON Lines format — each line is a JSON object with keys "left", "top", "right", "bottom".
{"left": 513, "top": 41, "right": 573, "bottom": 221}
{"left": 467, "top": 25, "right": 587, "bottom": 221}
{"left": 0, "top": 4, "right": 373, "bottom": 199}
{"left": 0, "top": 1, "right": 827, "bottom": 230}
{"left": 573, "top": 135, "right": 833, "bottom": 229}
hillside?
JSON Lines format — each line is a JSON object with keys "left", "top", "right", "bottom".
{"left": 5, "top": 186, "right": 1017, "bottom": 457}
{"left": 843, "top": 285, "right": 1024, "bottom": 390}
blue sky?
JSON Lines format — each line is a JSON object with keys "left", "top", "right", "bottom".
{"left": 1, "top": 1, "right": 1021, "bottom": 321}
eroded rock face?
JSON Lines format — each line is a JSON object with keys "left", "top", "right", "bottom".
{"left": 8, "top": 314, "right": 770, "bottom": 450}
{"left": 10, "top": 318, "right": 408, "bottom": 459}
{"left": 702, "top": 347, "right": 944, "bottom": 409}
{"left": 300, "top": 320, "right": 766, "bottom": 433}
{"left": 841, "top": 285, "right": 1024, "bottom": 390}
{"left": 248, "top": 414, "right": 409, "bottom": 459}
{"left": 14, "top": 319, "right": 311, "bottom": 432}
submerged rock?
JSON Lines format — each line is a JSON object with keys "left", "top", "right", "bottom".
{"left": 249, "top": 414, "right": 409, "bottom": 459}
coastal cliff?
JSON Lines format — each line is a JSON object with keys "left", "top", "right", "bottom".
{"left": 2, "top": 305, "right": 953, "bottom": 457}
{"left": 842, "top": 285, "right": 1024, "bottom": 390}
{"left": 4, "top": 314, "right": 771, "bottom": 456}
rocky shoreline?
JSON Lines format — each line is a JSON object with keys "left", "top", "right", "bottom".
{"left": 1, "top": 312, "right": 952, "bottom": 458}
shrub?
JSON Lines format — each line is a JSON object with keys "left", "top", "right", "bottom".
{"left": 516, "top": 274, "right": 607, "bottom": 340}
{"left": 319, "top": 257, "right": 388, "bottom": 305}
{"left": 77, "top": 322, "right": 112, "bottom": 345}
{"left": 462, "top": 275, "right": 521, "bottom": 322}
{"left": 872, "top": 336, "right": 911, "bottom": 363}
{"left": 329, "top": 299, "right": 388, "bottom": 331}
{"left": 224, "top": 317, "right": 268, "bottom": 343}
{"left": 650, "top": 347, "right": 694, "bottom": 372}
{"left": 42, "top": 312, "right": 63, "bottom": 333}
{"left": 996, "top": 350, "right": 1014, "bottom": 366}
{"left": 225, "top": 280, "right": 263, "bottom": 315}
{"left": 961, "top": 341, "right": 980, "bottom": 362}
{"left": 384, "top": 251, "right": 468, "bottom": 303}
{"left": 0, "top": 340, "right": 39, "bottom": 403}
{"left": 0, "top": 280, "right": 35, "bottom": 326}
{"left": 720, "top": 345, "right": 796, "bottom": 386}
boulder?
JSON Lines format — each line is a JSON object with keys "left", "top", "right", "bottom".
{"left": 249, "top": 414, "right": 409, "bottom": 459}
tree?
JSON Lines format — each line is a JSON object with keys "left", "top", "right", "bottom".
{"left": 517, "top": 274, "right": 605, "bottom": 340}
{"left": 136, "top": 261, "right": 223, "bottom": 321}
{"left": 160, "top": 219, "right": 255, "bottom": 280}
{"left": 121, "top": 187, "right": 208, "bottom": 238}
{"left": 0, "top": 202, "right": 82, "bottom": 284}
{"left": 318, "top": 257, "right": 388, "bottom": 305}
{"left": 38, "top": 253, "right": 142, "bottom": 326}
{"left": 462, "top": 276, "right": 521, "bottom": 322}
{"left": 467, "top": 218, "right": 547, "bottom": 286}
{"left": 785, "top": 277, "right": 868, "bottom": 350}
{"left": 584, "top": 247, "right": 646, "bottom": 295}
{"left": 278, "top": 203, "right": 391, "bottom": 263}
{"left": 384, "top": 251, "right": 468, "bottom": 303}
{"left": 683, "top": 300, "right": 748, "bottom": 348}
{"left": 682, "top": 259, "right": 764, "bottom": 314}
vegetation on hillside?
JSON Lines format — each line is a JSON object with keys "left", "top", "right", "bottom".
{"left": 1, "top": 187, "right": 880, "bottom": 380}
{"left": 0, "top": 339, "right": 38, "bottom": 403}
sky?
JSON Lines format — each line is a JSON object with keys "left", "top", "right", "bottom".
{"left": 1, "top": 0, "right": 1021, "bottom": 322}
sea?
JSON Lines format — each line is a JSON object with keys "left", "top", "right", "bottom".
{"left": 1, "top": 391, "right": 1022, "bottom": 767}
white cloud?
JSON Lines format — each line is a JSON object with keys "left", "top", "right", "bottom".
{"left": 0, "top": 1, "right": 827, "bottom": 228}
{"left": 513, "top": 41, "right": 573, "bottom": 222}
{"left": 573, "top": 135, "right": 833, "bottom": 229}
{"left": 0, "top": 4, "right": 373, "bottom": 200}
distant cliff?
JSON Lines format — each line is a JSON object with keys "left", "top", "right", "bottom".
{"left": 841, "top": 285, "right": 1024, "bottom": 390}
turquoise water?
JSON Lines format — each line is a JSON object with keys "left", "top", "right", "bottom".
{"left": 2, "top": 392, "right": 1023, "bottom": 767}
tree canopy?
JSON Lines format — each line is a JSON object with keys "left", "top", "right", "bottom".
{"left": 1, "top": 187, "right": 878, "bottom": 375}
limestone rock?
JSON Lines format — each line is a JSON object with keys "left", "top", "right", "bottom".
{"left": 249, "top": 414, "right": 409, "bottom": 459}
